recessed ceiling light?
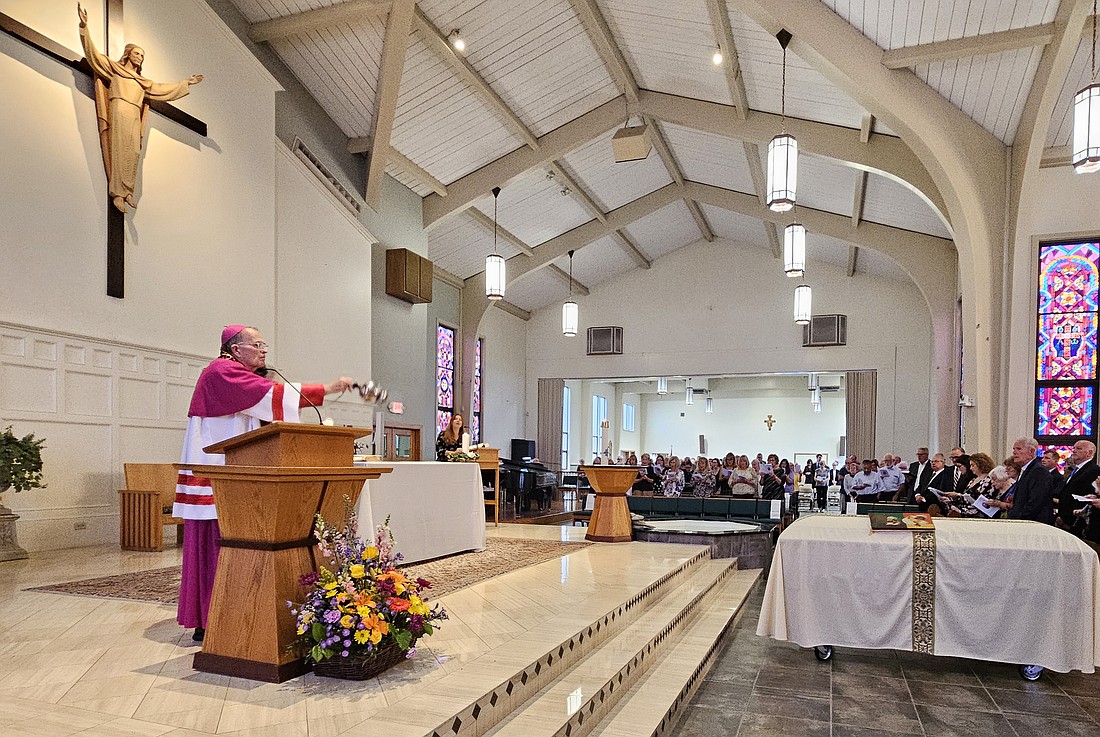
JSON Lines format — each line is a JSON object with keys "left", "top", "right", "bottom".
{"left": 448, "top": 29, "right": 465, "bottom": 52}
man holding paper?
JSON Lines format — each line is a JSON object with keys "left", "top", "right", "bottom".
{"left": 1058, "top": 441, "right": 1098, "bottom": 532}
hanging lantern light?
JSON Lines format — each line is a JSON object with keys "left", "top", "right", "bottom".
{"left": 562, "top": 250, "right": 578, "bottom": 336}
{"left": 810, "top": 387, "right": 821, "bottom": 405}
{"left": 813, "top": 401, "right": 822, "bottom": 414}
{"left": 783, "top": 223, "right": 806, "bottom": 277}
{"left": 485, "top": 187, "right": 505, "bottom": 301}
{"left": 705, "top": 395, "right": 714, "bottom": 414}
{"left": 685, "top": 378, "right": 694, "bottom": 406}
{"left": 1073, "top": 4, "right": 1100, "bottom": 174}
{"left": 767, "top": 31, "right": 797, "bottom": 211}
{"left": 656, "top": 377, "right": 668, "bottom": 394}
{"left": 794, "top": 284, "right": 812, "bottom": 324}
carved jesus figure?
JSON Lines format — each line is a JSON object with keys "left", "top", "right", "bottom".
{"left": 77, "top": 3, "right": 203, "bottom": 212}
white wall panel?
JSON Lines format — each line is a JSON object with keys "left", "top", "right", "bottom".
{"left": 65, "top": 372, "right": 113, "bottom": 417}
{"left": 0, "top": 365, "right": 57, "bottom": 414}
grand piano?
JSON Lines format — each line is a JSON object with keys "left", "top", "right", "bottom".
{"left": 499, "top": 456, "right": 558, "bottom": 512}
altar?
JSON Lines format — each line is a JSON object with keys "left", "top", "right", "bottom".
{"left": 354, "top": 461, "right": 487, "bottom": 564}
{"left": 757, "top": 515, "right": 1100, "bottom": 674}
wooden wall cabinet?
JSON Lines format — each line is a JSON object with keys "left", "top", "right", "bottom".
{"left": 385, "top": 248, "right": 433, "bottom": 304}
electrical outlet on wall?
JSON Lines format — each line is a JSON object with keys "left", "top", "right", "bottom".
{"left": 74, "top": 521, "right": 87, "bottom": 531}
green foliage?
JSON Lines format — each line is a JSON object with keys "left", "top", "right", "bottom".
{"left": 0, "top": 426, "right": 46, "bottom": 492}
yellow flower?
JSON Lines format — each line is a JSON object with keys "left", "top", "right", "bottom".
{"left": 297, "top": 625, "right": 307, "bottom": 635}
{"left": 349, "top": 564, "right": 366, "bottom": 579}
{"left": 409, "top": 595, "right": 430, "bottom": 616}
{"left": 354, "top": 630, "right": 370, "bottom": 644}
{"left": 364, "top": 546, "right": 379, "bottom": 560}
{"left": 340, "top": 614, "right": 354, "bottom": 628}
{"left": 370, "top": 629, "right": 383, "bottom": 644}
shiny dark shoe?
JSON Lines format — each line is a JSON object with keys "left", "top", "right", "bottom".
{"left": 192, "top": 627, "right": 205, "bottom": 642}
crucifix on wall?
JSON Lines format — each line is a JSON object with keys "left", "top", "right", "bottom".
{"left": 764, "top": 414, "right": 776, "bottom": 431}
{"left": 0, "top": 1, "right": 208, "bottom": 299}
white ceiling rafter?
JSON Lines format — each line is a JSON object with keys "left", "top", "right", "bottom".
{"left": 348, "top": 135, "right": 448, "bottom": 197}
{"left": 571, "top": 0, "right": 713, "bottom": 243}
{"left": 248, "top": 0, "right": 392, "bottom": 43}
{"left": 364, "top": 0, "right": 413, "bottom": 209}
{"left": 410, "top": 6, "right": 539, "bottom": 150}
{"left": 881, "top": 24, "right": 1057, "bottom": 70}
{"left": 705, "top": 0, "right": 749, "bottom": 118}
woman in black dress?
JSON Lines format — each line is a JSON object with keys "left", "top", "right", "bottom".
{"left": 436, "top": 413, "right": 466, "bottom": 461}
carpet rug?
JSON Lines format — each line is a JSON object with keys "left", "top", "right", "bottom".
{"left": 26, "top": 537, "right": 592, "bottom": 605}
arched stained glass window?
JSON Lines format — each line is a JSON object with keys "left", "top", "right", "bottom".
{"left": 436, "top": 324, "right": 455, "bottom": 435}
{"left": 1036, "top": 240, "right": 1100, "bottom": 459}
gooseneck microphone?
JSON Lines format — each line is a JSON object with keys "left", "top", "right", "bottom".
{"left": 260, "top": 366, "right": 325, "bottom": 424}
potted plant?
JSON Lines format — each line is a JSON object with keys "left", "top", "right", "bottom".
{"left": 0, "top": 425, "right": 44, "bottom": 562}
{"left": 288, "top": 506, "right": 447, "bottom": 679}
{"left": 0, "top": 425, "right": 46, "bottom": 511}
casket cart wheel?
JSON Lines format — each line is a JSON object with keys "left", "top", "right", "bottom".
{"left": 1018, "top": 664, "right": 1044, "bottom": 681}
{"left": 813, "top": 645, "right": 833, "bottom": 661}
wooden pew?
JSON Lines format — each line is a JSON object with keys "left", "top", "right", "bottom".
{"left": 118, "top": 463, "right": 184, "bottom": 551}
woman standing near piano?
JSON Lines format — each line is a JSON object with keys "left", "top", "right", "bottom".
{"left": 436, "top": 413, "right": 466, "bottom": 461}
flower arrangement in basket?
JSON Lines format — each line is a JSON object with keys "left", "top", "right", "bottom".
{"left": 445, "top": 449, "right": 480, "bottom": 463}
{"left": 288, "top": 505, "right": 447, "bottom": 680}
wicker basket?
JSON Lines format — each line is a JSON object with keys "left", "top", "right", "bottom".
{"left": 311, "top": 640, "right": 411, "bottom": 680}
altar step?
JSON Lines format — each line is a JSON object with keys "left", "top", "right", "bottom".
{"left": 487, "top": 563, "right": 761, "bottom": 737}
{"left": 359, "top": 549, "right": 760, "bottom": 737}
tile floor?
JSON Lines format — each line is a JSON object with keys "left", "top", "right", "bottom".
{"left": 671, "top": 584, "right": 1100, "bottom": 737}
{"left": 0, "top": 524, "right": 703, "bottom": 737}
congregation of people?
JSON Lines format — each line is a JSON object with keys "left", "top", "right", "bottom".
{"left": 580, "top": 437, "right": 1100, "bottom": 554}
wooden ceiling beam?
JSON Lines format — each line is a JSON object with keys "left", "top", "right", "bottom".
{"left": 881, "top": 23, "right": 1056, "bottom": 69}
{"left": 493, "top": 300, "right": 531, "bottom": 321}
{"left": 249, "top": 0, "right": 391, "bottom": 43}
{"left": 548, "top": 162, "right": 606, "bottom": 223}
{"left": 412, "top": 7, "right": 538, "bottom": 149}
{"left": 465, "top": 207, "right": 535, "bottom": 257}
{"left": 612, "top": 231, "right": 652, "bottom": 269}
{"left": 547, "top": 264, "right": 590, "bottom": 295}
{"left": 705, "top": 0, "right": 750, "bottom": 119}
{"left": 423, "top": 96, "right": 625, "bottom": 227}
{"left": 572, "top": 0, "right": 640, "bottom": 104}
{"left": 349, "top": 136, "right": 448, "bottom": 197}
{"left": 364, "top": 0, "right": 413, "bottom": 210}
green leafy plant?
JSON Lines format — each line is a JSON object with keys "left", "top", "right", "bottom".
{"left": 0, "top": 426, "right": 46, "bottom": 491}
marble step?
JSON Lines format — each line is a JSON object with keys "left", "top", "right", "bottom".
{"left": 588, "top": 567, "right": 764, "bottom": 737}
{"left": 484, "top": 561, "right": 756, "bottom": 737}
{"left": 357, "top": 547, "right": 714, "bottom": 737}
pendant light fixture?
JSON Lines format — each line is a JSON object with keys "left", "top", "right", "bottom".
{"left": 685, "top": 378, "right": 694, "bottom": 406}
{"left": 705, "top": 394, "right": 714, "bottom": 414}
{"left": 1073, "top": 1, "right": 1100, "bottom": 174}
{"left": 767, "top": 30, "right": 797, "bottom": 212}
{"left": 656, "top": 377, "right": 668, "bottom": 395}
{"left": 783, "top": 223, "right": 806, "bottom": 277}
{"left": 485, "top": 187, "right": 505, "bottom": 301}
{"left": 794, "top": 283, "right": 812, "bottom": 325}
{"left": 562, "top": 250, "right": 578, "bottom": 337}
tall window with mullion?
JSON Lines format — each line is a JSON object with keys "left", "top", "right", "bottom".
{"left": 591, "top": 394, "right": 607, "bottom": 457}
{"left": 436, "top": 324, "right": 456, "bottom": 435}
{"left": 471, "top": 338, "right": 483, "bottom": 443}
{"left": 1035, "top": 240, "right": 1099, "bottom": 461}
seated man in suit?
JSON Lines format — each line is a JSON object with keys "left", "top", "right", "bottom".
{"left": 1058, "top": 441, "right": 1099, "bottom": 533}
{"left": 1008, "top": 437, "right": 1054, "bottom": 524}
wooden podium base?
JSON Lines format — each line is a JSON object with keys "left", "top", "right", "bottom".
{"left": 581, "top": 465, "right": 640, "bottom": 543}
{"left": 179, "top": 463, "right": 388, "bottom": 683}
{"left": 193, "top": 651, "right": 310, "bottom": 683}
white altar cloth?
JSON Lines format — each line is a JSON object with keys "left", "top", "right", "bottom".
{"left": 757, "top": 515, "right": 1100, "bottom": 673}
{"left": 354, "top": 461, "right": 487, "bottom": 565}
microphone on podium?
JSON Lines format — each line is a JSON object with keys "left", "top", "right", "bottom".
{"left": 259, "top": 366, "right": 325, "bottom": 424}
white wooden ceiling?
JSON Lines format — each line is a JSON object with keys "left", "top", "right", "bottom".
{"left": 229, "top": 0, "right": 1092, "bottom": 311}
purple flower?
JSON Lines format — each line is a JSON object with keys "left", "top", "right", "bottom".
{"left": 342, "top": 629, "right": 350, "bottom": 636}
{"left": 323, "top": 610, "right": 341, "bottom": 623}
{"left": 409, "top": 614, "right": 424, "bottom": 634}
{"left": 298, "top": 572, "right": 319, "bottom": 587}
{"left": 405, "top": 647, "right": 416, "bottom": 659}
{"left": 341, "top": 650, "right": 349, "bottom": 657}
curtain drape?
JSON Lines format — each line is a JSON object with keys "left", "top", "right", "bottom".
{"left": 537, "top": 378, "right": 564, "bottom": 474}
{"left": 845, "top": 370, "right": 877, "bottom": 461}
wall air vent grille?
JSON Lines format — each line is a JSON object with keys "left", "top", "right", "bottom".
{"left": 292, "top": 137, "right": 362, "bottom": 217}
{"left": 587, "top": 326, "right": 623, "bottom": 355}
{"left": 802, "top": 314, "right": 847, "bottom": 347}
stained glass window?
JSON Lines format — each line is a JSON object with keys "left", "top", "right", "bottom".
{"left": 472, "top": 338, "right": 483, "bottom": 443}
{"left": 437, "top": 324, "right": 455, "bottom": 435}
{"left": 1035, "top": 240, "right": 1100, "bottom": 451}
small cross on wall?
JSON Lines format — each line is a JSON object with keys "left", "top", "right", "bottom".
{"left": 764, "top": 414, "right": 776, "bottom": 431}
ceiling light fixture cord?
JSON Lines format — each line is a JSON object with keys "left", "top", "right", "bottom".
{"left": 492, "top": 186, "right": 500, "bottom": 255}
{"left": 568, "top": 249, "right": 574, "bottom": 298}
{"left": 781, "top": 45, "right": 787, "bottom": 127}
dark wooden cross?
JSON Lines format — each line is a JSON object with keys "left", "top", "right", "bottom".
{"left": 0, "top": 1, "right": 208, "bottom": 299}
